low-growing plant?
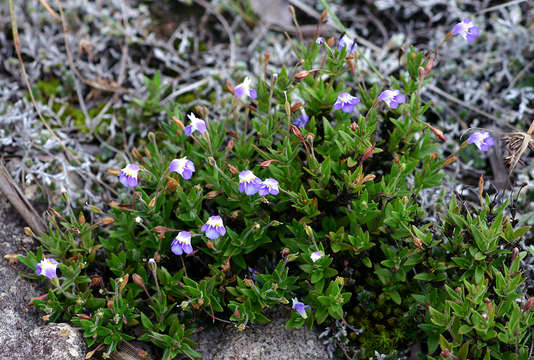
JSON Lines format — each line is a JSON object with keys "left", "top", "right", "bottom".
{"left": 19, "top": 11, "right": 534, "bottom": 360}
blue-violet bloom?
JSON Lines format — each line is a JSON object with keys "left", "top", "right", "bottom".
{"left": 36, "top": 258, "right": 59, "bottom": 280}
{"left": 184, "top": 113, "right": 207, "bottom": 136}
{"left": 468, "top": 131, "right": 495, "bottom": 152}
{"left": 316, "top": 37, "right": 325, "bottom": 45}
{"left": 169, "top": 157, "right": 195, "bottom": 180}
{"left": 118, "top": 164, "right": 140, "bottom": 188}
{"left": 333, "top": 92, "right": 360, "bottom": 113}
{"left": 293, "top": 113, "right": 309, "bottom": 129}
{"left": 258, "top": 178, "right": 279, "bottom": 196}
{"left": 310, "top": 251, "right": 324, "bottom": 262}
{"left": 292, "top": 298, "right": 311, "bottom": 319}
{"left": 248, "top": 267, "right": 260, "bottom": 283}
{"left": 201, "top": 216, "right": 226, "bottom": 240}
{"left": 234, "top": 77, "right": 257, "bottom": 100}
{"left": 239, "top": 170, "right": 262, "bottom": 195}
{"left": 337, "top": 35, "right": 357, "bottom": 55}
{"left": 378, "top": 89, "right": 406, "bottom": 109}
{"left": 452, "top": 19, "right": 479, "bottom": 42}
{"left": 171, "top": 231, "right": 193, "bottom": 255}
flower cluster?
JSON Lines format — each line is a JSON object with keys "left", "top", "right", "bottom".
{"left": 239, "top": 170, "right": 279, "bottom": 196}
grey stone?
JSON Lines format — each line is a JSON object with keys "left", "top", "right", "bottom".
{"left": 0, "top": 195, "right": 85, "bottom": 360}
{"left": 193, "top": 309, "right": 330, "bottom": 360}
{"left": 29, "top": 323, "right": 86, "bottom": 360}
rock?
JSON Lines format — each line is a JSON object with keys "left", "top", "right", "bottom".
{"left": 30, "top": 323, "right": 86, "bottom": 360}
{"left": 193, "top": 308, "right": 330, "bottom": 360}
{"left": 0, "top": 194, "right": 85, "bottom": 360}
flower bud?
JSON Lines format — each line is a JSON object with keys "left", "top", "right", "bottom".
{"left": 148, "top": 197, "right": 156, "bottom": 209}
{"left": 208, "top": 156, "right": 216, "bottom": 166}
{"left": 290, "top": 102, "right": 304, "bottom": 112}
{"left": 291, "top": 125, "right": 304, "bottom": 140}
{"left": 132, "top": 147, "right": 143, "bottom": 160}
{"left": 281, "top": 248, "right": 290, "bottom": 257}
{"left": 225, "top": 139, "right": 235, "bottom": 156}
{"left": 512, "top": 247, "right": 519, "bottom": 261}
{"left": 132, "top": 273, "right": 145, "bottom": 289}
{"left": 24, "top": 227, "right": 35, "bottom": 237}
{"left": 227, "top": 163, "right": 239, "bottom": 175}
{"left": 361, "top": 144, "right": 376, "bottom": 163}
{"left": 99, "top": 217, "right": 115, "bottom": 225}
{"left": 260, "top": 159, "right": 277, "bottom": 168}
{"left": 148, "top": 258, "right": 157, "bottom": 273}
{"left": 171, "top": 116, "right": 185, "bottom": 130}
{"left": 350, "top": 122, "right": 359, "bottom": 132}
{"left": 327, "top": 37, "right": 335, "bottom": 47}
{"left": 233, "top": 307, "right": 241, "bottom": 319}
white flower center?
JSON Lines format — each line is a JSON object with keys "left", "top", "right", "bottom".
{"left": 207, "top": 217, "right": 223, "bottom": 227}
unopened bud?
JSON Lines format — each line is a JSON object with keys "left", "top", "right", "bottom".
{"left": 361, "top": 144, "right": 376, "bottom": 163}
{"left": 350, "top": 122, "right": 359, "bottom": 132}
{"left": 441, "top": 349, "right": 451, "bottom": 358}
{"left": 417, "top": 66, "right": 425, "bottom": 80}
{"left": 244, "top": 279, "right": 254, "bottom": 287}
{"left": 225, "top": 80, "right": 235, "bottom": 95}
{"left": 132, "top": 147, "right": 143, "bottom": 160}
{"left": 99, "top": 217, "right": 115, "bottom": 225}
{"left": 148, "top": 258, "right": 157, "bottom": 273}
{"left": 227, "top": 163, "right": 239, "bottom": 175}
{"left": 291, "top": 102, "right": 304, "bottom": 112}
{"left": 281, "top": 248, "right": 290, "bottom": 257}
{"left": 327, "top": 37, "right": 335, "bottom": 47}
{"left": 205, "top": 191, "right": 222, "bottom": 200}
{"left": 428, "top": 125, "right": 446, "bottom": 142}
{"left": 512, "top": 247, "right": 519, "bottom": 261}
{"left": 413, "top": 236, "right": 423, "bottom": 249}
{"left": 424, "top": 57, "right": 434, "bottom": 76}
{"left": 260, "top": 159, "right": 277, "bottom": 168}
{"left": 362, "top": 174, "right": 376, "bottom": 183}
{"left": 206, "top": 241, "right": 215, "bottom": 250}
{"left": 132, "top": 273, "right": 145, "bottom": 288}
{"left": 208, "top": 157, "right": 216, "bottom": 166}
{"left": 195, "top": 105, "right": 209, "bottom": 118}
{"left": 233, "top": 307, "right": 241, "bottom": 318}
{"left": 166, "top": 176, "right": 181, "bottom": 192}
{"left": 305, "top": 133, "right": 315, "bottom": 143}
{"left": 225, "top": 139, "right": 235, "bottom": 156}
{"left": 24, "top": 227, "right": 35, "bottom": 237}
{"left": 148, "top": 198, "right": 156, "bottom": 209}
{"left": 291, "top": 125, "right": 304, "bottom": 140}
{"left": 171, "top": 116, "right": 185, "bottom": 130}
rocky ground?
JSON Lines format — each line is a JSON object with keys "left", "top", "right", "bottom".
{"left": 1, "top": 0, "right": 534, "bottom": 359}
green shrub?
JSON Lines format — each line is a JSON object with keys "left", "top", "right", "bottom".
{"left": 20, "top": 17, "right": 533, "bottom": 360}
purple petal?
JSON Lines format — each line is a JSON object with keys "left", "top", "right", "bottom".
{"left": 196, "top": 122, "right": 207, "bottom": 134}
{"left": 201, "top": 224, "right": 208, "bottom": 232}
{"left": 342, "top": 103, "right": 354, "bottom": 113}
{"left": 171, "top": 244, "right": 183, "bottom": 255}
{"left": 217, "top": 225, "right": 226, "bottom": 236}
{"left": 389, "top": 101, "right": 399, "bottom": 109}
{"left": 44, "top": 267, "right": 56, "bottom": 280}
{"left": 395, "top": 93, "right": 406, "bottom": 104}
{"left": 270, "top": 187, "right": 280, "bottom": 195}
{"left": 184, "top": 126, "right": 192, "bottom": 136}
{"left": 182, "top": 169, "right": 192, "bottom": 180}
{"left": 234, "top": 85, "right": 245, "bottom": 99}
{"left": 333, "top": 101, "right": 343, "bottom": 110}
{"left": 169, "top": 160, "right": 179, "bottom": 173}
{"left": 245, "top": 183, "right": 259, "bottom": 195}
{"left": 205, "top": 228, "right": 220, "bottom": 239}
{"left": 36, "top": 264, "right": 42, "bottom": 276}
{"left": 249, "top": 89, "right": 257, "bottom": 99}
{"left": 452, "top": 23, "right": 463, "bottom": 35}
{"left": 183, "top": 243, "right": 193, "bottom": 255}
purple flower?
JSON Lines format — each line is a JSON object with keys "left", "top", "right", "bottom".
{"left": 310, "top": 251, "right": 324, "bottom": 262}
{"left": 234, "top": 77, "right": 257, "bottom": 100}
{"left": 239, "top": 170, "right": 262, "bottom": 195}
{"left": 378, "top": 89, "right": 406, "bottom": 109}
{"left": 292, "top": 298, "right": 311, "bottom": 319}
{"left": 316, "top": 37, "right": 325, "bottom": 45}
{"left": 171, "top": 231, "right": 193, "bottom": 255}
{"left": 36, "top": 258, "right": 59, "bottom": 280}
{"left": 293, "top": 113, "right": 309, "bottom": 129}
{"left": 452, "top": 19, "right": 479, "bottom": 42}
{"left": 118, "top": 164, "right": 140, "bottom": 188}
{"left": 333, "top": 92, "right": 360, "bottom": 113}
{"left": 201, "top": 215, "right": 226, "bottom": 240}
{"left": 169, "top": 157, "right": 195, "bottom": 180}
{"left": 337, "top": 35, "right": 357, "bottom": 55}
{"left": 468, "top": 131, "right": 495, "bottom": 152}
{"left": 258, "top": 178, "right": 279, "bottom": 196}
{"left": 184, "top": 113, "right": 207, "bottom": 136}
{"left": 248, "top": 267, "right": 260, "bottom": 283}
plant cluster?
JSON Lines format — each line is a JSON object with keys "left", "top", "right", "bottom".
{"left": 20, "top": 14, "right": 534, "bottom": 360}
